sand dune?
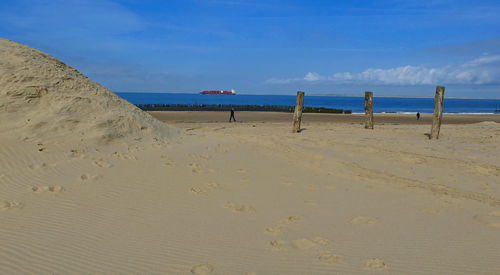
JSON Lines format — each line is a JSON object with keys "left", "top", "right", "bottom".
{"left": 0, "top": 38, "right": 179, "bottom": 144}
{"left": 1, "top": 40, "right": 500, "bottom": 274}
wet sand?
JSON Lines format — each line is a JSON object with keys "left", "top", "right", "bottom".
{"left": 150, "top": 111, "right": 500, "bottom": 124}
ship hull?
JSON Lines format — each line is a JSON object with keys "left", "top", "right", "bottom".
{"left": 200, "top": 90, "right": 236, "bottom": 95}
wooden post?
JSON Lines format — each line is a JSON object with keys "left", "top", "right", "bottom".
{"left": 430, "top": 86, "right": 445, "bottom": 139}
{"left": 292, "top": 91, "right": 305, "bottom": 133}
{"left": 364, "top": 91, "right": 374, "bottom": 129}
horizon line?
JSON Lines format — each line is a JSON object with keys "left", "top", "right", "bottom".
{"left": 115, "top": 91, "right": 500, "bottom": 100}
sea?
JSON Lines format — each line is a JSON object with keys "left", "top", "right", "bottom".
{"left": 117, "top": 92, "right": 500, "bottom": 114}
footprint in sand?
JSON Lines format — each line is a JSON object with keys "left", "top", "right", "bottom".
{"left": 112, "top": 151, "right": 138, "bottom": 161}
{"left": 160, "top": 155, "right": 176, "bottom": 167}
{"left": 269, "top": 240, "right": 287, "bottom": 250}
{"left": 190, "top": 263, "right": 214, "bottom": 275}
{"left": 0, "top": 201, "right": 23, "bottom": 211}
{"left": 270, "top": 237, "right": 329, "bottom": 251}
{"left": 69, "top": 149, "right": 86, "bottom": 159}
{"left": 188, "top": 154, "right": 211, "bottom": 160}
{"left": 473, "top": 211, "right": 500, "bottom": 228}
{"left": 79, "top": 174, "right": 102, "bottom": 182}
{"left": 93, "top": 159, "right": 113, "bottom": 168}
{"left": 32, "top": 186, "right": 64, "bottom": 193}
{"left": 318, "top": 251, "right": 341, "bottom": 264}
{"left": 190, "top": 182, "right": 222, "bottom": 195}
{"left": 36, "top": 143, "right": 45, "bottom": 152}
{"left": 237, "top": 169, "right": 247, "bottom": 173}
{"left": 224, "top": 202, "right": 256, "bottom": 214}
{"left": 280, "top": 215, "right": 302, "bottom": 225}
{"left": 190, "top": 187, "right": 204, "bottom": 194}
{"left": 265, "top": 216, "right": 302, "bottom": 235}
{"left": 188, "top": 163, "right": 214, "bottom": 174}
{"left": 206, "top": 145, "right": 229, "bottom": 154}
{"left": 206, "top": 182, "right": 222, "bottom": 189}
{"left": 349, "top": 216, "right": 380, "bottom": 225}
{"left": 291, "top": 237, "right": 329, "bottom": 250}
{"left": 164, "top": 161, "right": 176, "bottom": 167}
{"left": 364, "top": 258, "right": 388, "bottom": 270}
{"left": 265, "top": 226, "right": 285, "bottom": 235}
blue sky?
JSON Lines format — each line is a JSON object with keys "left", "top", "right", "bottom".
{"left": 1, "top": 0, "right": 500, "bottom": 97}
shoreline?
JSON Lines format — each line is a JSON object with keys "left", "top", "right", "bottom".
{"left": 149, "top": 111, "right": 500, "bottom": 125}
{"left": 118, "top": 92, "right": 500, "bottom": 100}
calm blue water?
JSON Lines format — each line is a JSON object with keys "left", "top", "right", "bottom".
{"left": 117, "top": 92, "right": 500, "bottom": 114}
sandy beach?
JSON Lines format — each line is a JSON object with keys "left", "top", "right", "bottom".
{"left": 2, "top": 39, "right": 500, "bottom": 274}
{"left": 150, "top": 111, "right": 500, "bottom": 124}
{"left": 3, "top": 116, "right": 500, "bottom": 274}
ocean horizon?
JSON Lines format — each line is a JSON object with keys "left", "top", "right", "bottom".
{"left": 117, "top": 92, "right": 500, "bottom": 114}
{"left": 119, "top": 91, "right": 500, "bottom": 100}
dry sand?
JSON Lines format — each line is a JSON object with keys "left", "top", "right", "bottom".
{"left": 0, "top": 38, "right": 179, "bottom": 144}
{"left": 2, "top": 39, "right": 500, "bottom": 274}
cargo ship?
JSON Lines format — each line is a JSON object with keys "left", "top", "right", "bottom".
{"left": 200, "top": 89, "right": 236, "bottom": 95}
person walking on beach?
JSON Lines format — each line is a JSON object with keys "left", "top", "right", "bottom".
{"left": 229, "top": 108, "right": 236, "bottom": 122}
{"left": 416, "top": 112, "right": 420, "bottom": 120}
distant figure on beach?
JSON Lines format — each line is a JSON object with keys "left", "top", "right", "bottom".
{"left": 229, "top": 108, "right": 236, "bottom": 122}
{"left": 416, "top": 112, "right": 420, "bottom": 120}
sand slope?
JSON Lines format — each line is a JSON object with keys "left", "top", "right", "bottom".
{"left": 0, "top": 38, "right": 179, "bottom": 144}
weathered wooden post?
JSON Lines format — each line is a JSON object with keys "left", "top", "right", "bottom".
{"left": 292, "top": 91, "right": 305, "bottom": 133}
{"left": 430, "top": 86, "right": 445, "bottom": 139}
{"left": 364, "top": 91, "right": 374, "bottom": 129}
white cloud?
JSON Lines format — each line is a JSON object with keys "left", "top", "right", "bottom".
{"left": 266, "top": 55, "right": 500, "bottom": 85}
{"left": 266, "top": 72, "right": 324, "bottom": 84}
{"left": 304, "top": 72, "right": 321, "bottom": 81}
